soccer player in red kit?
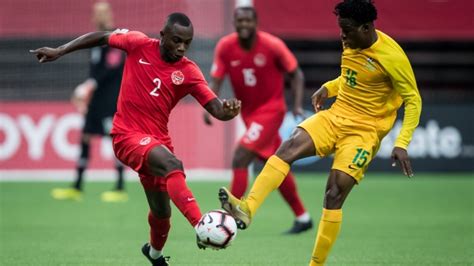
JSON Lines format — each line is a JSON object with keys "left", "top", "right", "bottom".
{"left": 31, "top": 13, "right": 241, "bottom": 266}
{"left": 204, "top": 6, "right": 313, "bottom": 234}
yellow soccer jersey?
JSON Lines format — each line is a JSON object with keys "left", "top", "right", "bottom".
{"left": 323, "top": 30, "right": 422, "bottom": 149}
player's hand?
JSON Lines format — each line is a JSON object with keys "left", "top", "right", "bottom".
{"left": 203, "top": 112, "right": 213, "bottom": 126}
{"left": 222, "top": 98, "right": 241, "bottom": 118}
{"left": 29, "top": 47, "right": 63, "bottom": 63}
{"left": 311, "top": 87, "right": 328, "bottom": 113}
{"left": 71, "top": 79, "right": 96, "bottom": 114}
{"left": 391, "top": 147, "right": 414, "bottom": 178}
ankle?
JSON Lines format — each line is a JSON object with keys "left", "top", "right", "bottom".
{"left": 149, "top": 244, "right": 162, "bottom": 259}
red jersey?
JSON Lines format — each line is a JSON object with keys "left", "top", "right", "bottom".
{"left": 108, "top": 30, "right": 216, "bottom": 142}
{"left": 210, "top": 31, "right": 297, "bottom": 118}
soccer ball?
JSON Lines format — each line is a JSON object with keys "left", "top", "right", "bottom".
{"left": 196, "top": 210, "right": 237, "bottom": 249}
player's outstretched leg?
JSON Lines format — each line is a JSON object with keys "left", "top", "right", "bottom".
{"left": 221, "top": 128, "right": 316, "bottom": 231}
{"left": 141, "top": 243, "right": 170, "bottom": 266}
{"left": 147, "top": 146, "right": 203, "bottom": 227}
{"left": 218, "top": 155, "right": 291, "bottom": 229}
{"left": 218, "top": 187, "right": 252, "bottom": 229}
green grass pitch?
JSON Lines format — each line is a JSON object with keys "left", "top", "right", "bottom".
{"left": 1, "top": 173, "right": 473, "bottom": 265}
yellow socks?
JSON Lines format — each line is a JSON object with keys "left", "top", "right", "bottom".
{"left": 245, "top": 155, "right": 290, "bottom": 215}
{"left": 310, "top": 208, "right": 343, "bottom": 266}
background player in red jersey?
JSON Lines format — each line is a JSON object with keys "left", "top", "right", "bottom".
{"left": 204, "top": 6, "right": 313, "bottom": 234}
{"left": 31, "top": 13, "right": 241, "bottom": 266}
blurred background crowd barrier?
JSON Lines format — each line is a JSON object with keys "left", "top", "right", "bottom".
{"left": 1, "top": 0, "right": 473, "bottom": 178}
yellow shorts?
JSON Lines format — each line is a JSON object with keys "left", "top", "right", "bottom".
{"left": 298, "top": 110, "right": 393, "bottom": 182}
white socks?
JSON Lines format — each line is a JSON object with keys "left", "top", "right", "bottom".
{"left": 296, "top": 212, "right": 311, "bottom": 223}
{"left": 149, "top": 244, "right": 162, "bottom": 259}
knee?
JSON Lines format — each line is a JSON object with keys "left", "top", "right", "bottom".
{"left": 232, "top": 153, "right": 244, "bottom": 168}
{"left": 163, "top": 157, "right": 183, "bottom": 173}
{"left": 150, "top": 204, "right": 171, "bottom": 219}
{"left": 275, "top": 139, "right": 298, "bottom": 164}
{"left": 148, "top": 156, "right": 183, "bottom": 177}
{"left": 232, "top": 153, "right": 248, "bottom": 168}
{"left": 324, "top": 186, "right": 344, "bottom": 207}
{"left": 232, "top": 149, "right": 253, "bottom": 168}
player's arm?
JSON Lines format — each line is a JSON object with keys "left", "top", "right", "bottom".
{"left": 190, "top": 62, "right": 239, "bottom": 121}
{"left": 287, "top": 67, "right": 305, "bottom": 118}
{"left": 273, "top": 38, "right": 305, "bottom": 117}
{"left": 311, "top": 76, "right": 342, "bottom": 112}
{"left": 30, "top": 31, "right": 111, "bottom": 63}
{"left": 383, "top": 55, "right": 422, "bottom": 177}
{"left": 203, "top": 77, "right": 225, "bottom": 125}
{"left": 205, "top": 38, "right": 228, "bottom": 125}
{"left": 204, "top": 98, "right": 241, "bottom": 121}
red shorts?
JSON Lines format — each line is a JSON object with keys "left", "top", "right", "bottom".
{"left": 112, "top": 133, "right": 174, "bottom": 191}
{"left": 239, "top": 110, "right": 285, "bottom": 160}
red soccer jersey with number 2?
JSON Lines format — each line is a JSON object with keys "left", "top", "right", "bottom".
{"left": 108, "top": 30, "right": 216, "bottom": 143}
{"left": 211, "top": 31, "right": 297, "bottom": 118}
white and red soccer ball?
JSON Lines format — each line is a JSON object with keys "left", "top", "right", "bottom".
{"left": 196, "top": 210, "right": 237, "bottom": 249}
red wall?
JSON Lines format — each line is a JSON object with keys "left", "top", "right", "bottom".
{"left": 2, "top": 0, "right": 472, "bottom": 39}
{"left": 254, "top": 0, "right": 474, "bottom": 40}
{"left": 0, "top": 0, "right": 228, "bottom": 38}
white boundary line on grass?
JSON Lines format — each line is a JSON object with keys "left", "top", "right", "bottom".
{"left": 0, "top": 169, "right": 232, "bottom": 182}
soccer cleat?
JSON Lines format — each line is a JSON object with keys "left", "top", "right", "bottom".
{"left": 218, "top": 187, "right": 251, "bottom": 230}
{"left": 100, "top": 190, "right": 128, "bottom": 203}
{"left": 141, "top": 243, "right": 170, "bottom": 266}
{"left": 51, "top": 188, "right": 82, "bottom": 201}
{"left": 283, "top": 219, "right": 314, "bottom": 235}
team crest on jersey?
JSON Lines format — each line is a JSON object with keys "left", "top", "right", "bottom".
{"left": 139, "top": 136, "right": 151, "bottom": 145}
{"left": 171, "top": 71, "right": 184, "bottom": 85}
{"left": 254, "top": 53, "right": 266, "bottom": 67}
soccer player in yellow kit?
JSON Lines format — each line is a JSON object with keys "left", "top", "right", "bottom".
{"left": 218, "top": 0, "right": 422, "bottom": 265}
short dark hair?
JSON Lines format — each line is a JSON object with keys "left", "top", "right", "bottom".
{"left": 334, "top": 0, "right": 377, "bottom": 25}
{"left": 234, "top": 6, "right": 258, "bottom": 20}
{"left": 165, "top": 12, "right": 192, "bottom": 28}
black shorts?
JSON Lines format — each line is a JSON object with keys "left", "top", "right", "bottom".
{"left": 83, "top": 110, "right": 113, "bottom": 136}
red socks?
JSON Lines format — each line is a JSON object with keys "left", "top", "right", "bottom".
{"left": 230, "top": 168, "right": 249, "bottom": 198}
{"left": 148, "top": 212, "right": 170, "bottom": 250}
{"left": 278, "top": 171, "right": 306, "bottom": 216}
{"left": 166, "top": 170, "right": 202, "bottom": 227}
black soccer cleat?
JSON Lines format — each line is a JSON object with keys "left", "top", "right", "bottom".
{"left": 141, "top": 243, "right": 170, "bottom": 266}
{"left": 283, "top": 219, "right": 314, "bottom": 235}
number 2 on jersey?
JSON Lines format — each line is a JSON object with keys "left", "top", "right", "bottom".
{"left": 150, "top": 78, "right": 161, "bottom": 96}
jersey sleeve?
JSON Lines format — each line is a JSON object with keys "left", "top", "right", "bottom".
{"left": 273, "top": 37, "right": 298, "bottom": 73}
{"left": 322, "top": 76, "right": 342, "bottom": 98}
{"left": 188, "top": 64, "right": 218, "bottom": 106}
{"left": 210, "top": 39, "right": 227, "bottom": 79}
{"left": 381, "top": 54, "right": 422, "bottom": 149}
{"left": 108, "top": 29, "right": 148, "bottom": 53}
